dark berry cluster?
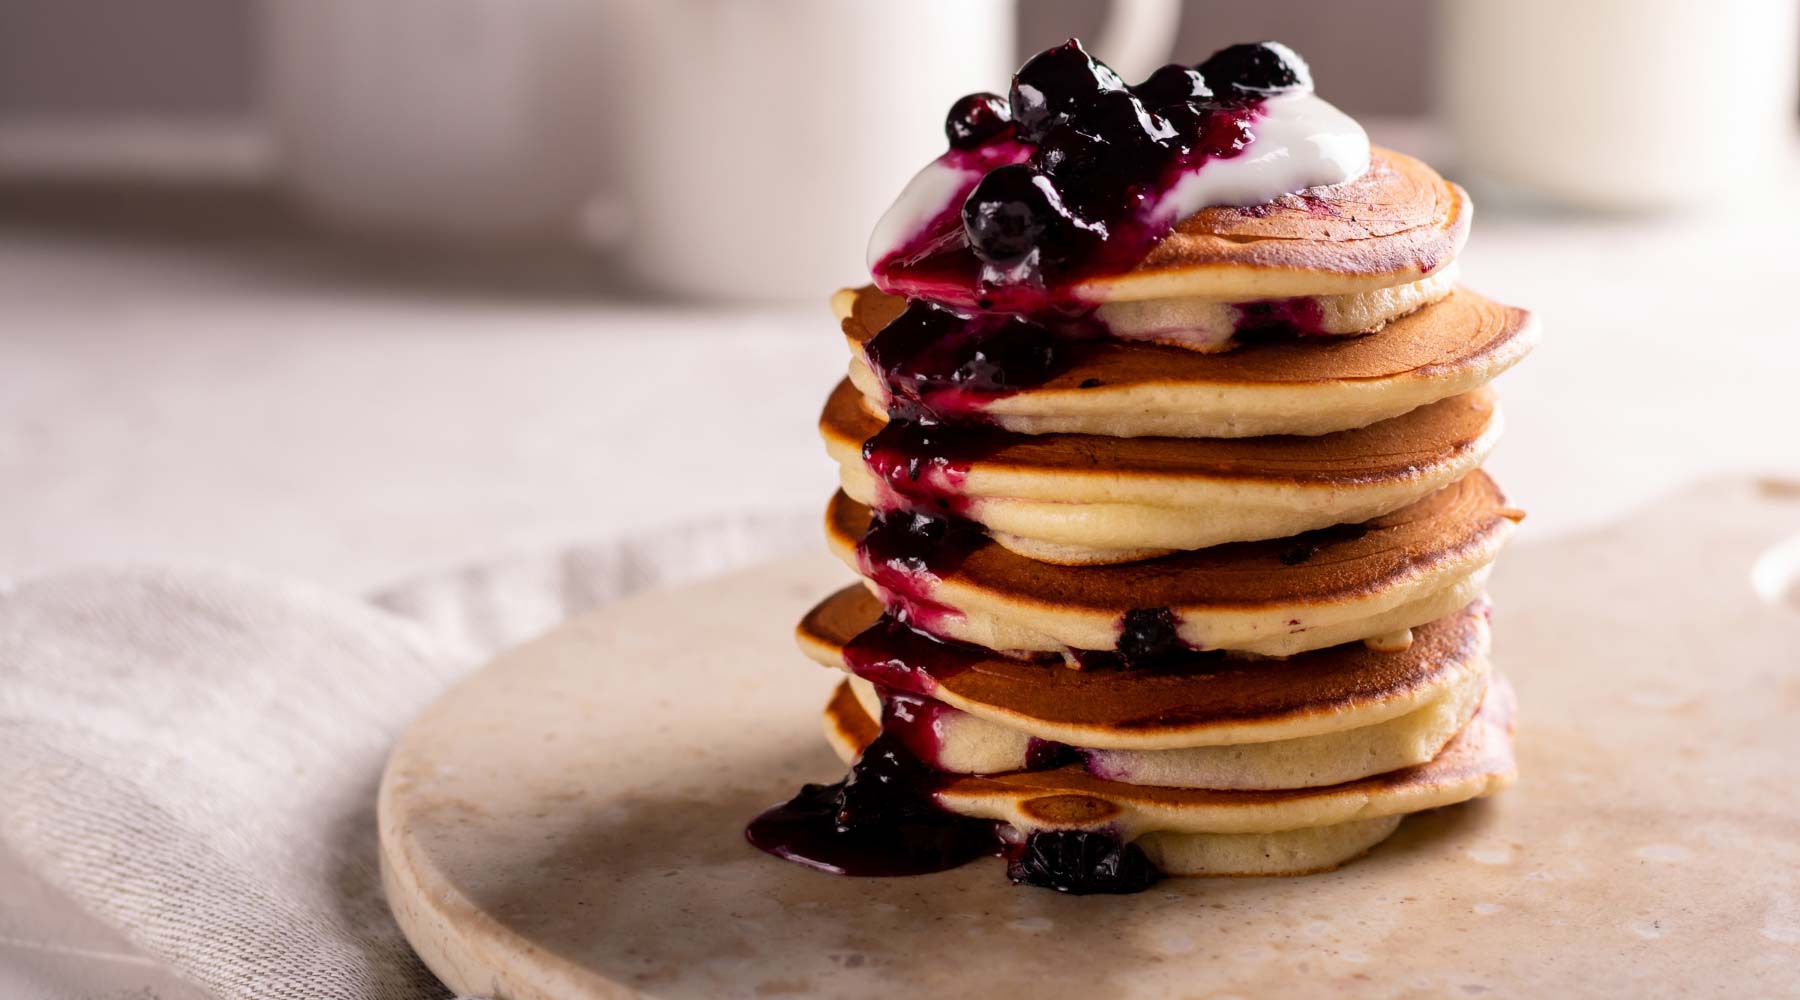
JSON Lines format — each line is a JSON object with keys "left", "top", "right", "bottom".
{"left": 833, "top": 730, "right": 941, "bottom": 830}
{"left": 1117, "top": 606, "right": 1186, "bottom": 666}
{"left": 1006, "top": 829, "right": 1164, "bottom": 894}
{"left": 943, "top": 39, "right": 1313, "bottom": 269}
{"left": 865, "top": 299, "right": 1061, "bottom": 406}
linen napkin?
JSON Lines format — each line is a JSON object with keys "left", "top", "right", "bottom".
{"left": 0, "top": 510, "right": 815, "bottom": 1000}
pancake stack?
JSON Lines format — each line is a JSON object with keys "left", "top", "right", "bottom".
{"left": 749, "top": 39, "right": 1535, "bottom": 893}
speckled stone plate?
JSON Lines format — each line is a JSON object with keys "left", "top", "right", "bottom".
{"left": 379, "top": 479, "right": 1800, "bottom": 998}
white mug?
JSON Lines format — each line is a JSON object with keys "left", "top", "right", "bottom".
{"left": 261, "top": 0, "right": 618, "bottom": 239}
{"left": 610, "top": 0, "right": 1181, "bottom": 301}
{"left": 1439, "top": 0, "right": 1800, "bottom": 211}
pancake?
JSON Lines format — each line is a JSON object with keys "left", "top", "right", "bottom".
{"left": 1094, "top": 265, "right": 1457, "bottom": 351}
{"left": 840, "top": 668, "right": 1488, "bottom": 791}
{"left": 825, "top": 471, "right": 1520, "bottom": 656}
{"left": 822, "top": 380, "right": 1503, "bottom": 562}
{"left": 874, "top": 149, "right": 1470, "bottom": 309}
{"left": 800, "top": 584, "right": 1490, "bottom": 752}
{"left": 821, "top": 677, "right": 1518, "bottom": 875}
{"left": 1076, "top": 148, "right": 1471, "bottom": 303}
{"left": 1135, "top": 815, "right": 1404, "bottom": 877}
{"left": 837, "top": 284, "right": 1538, "bottom": 439}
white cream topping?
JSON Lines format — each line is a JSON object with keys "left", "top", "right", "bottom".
{"left": 866, "top": 157, "right": 979, "bottom": 274}
{"left": 866, "top": 92, "right": 1370, "bottom": 275}
{"left": 1150, "top": 92, "right": 1369, "bottom": 223}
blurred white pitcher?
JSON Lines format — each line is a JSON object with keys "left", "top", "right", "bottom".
{"left": 262, "top": 0, "right": 617, "bottom": 239}
{"left": 1440, "top": 0, "right": 1800, "bottom": 211}
{"left": 612, "top": 0, "right": 1180, "bottom": 300}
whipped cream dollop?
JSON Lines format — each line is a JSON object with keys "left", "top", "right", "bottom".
{"left": 1148, "top": 92, "right": 1368, "bottom": 227}
{"left": 867, "top": 92, "right": 1370, "bottom": 276}
{"left": 866, "top": 142, "right": 1029, "bottom": 276}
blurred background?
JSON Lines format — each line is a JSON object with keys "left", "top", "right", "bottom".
{"left": 1, "top": 5, "right": 1798, "bottom": 995}
{"left": 1, "top": 0, "right": 1798, "bottom": 593}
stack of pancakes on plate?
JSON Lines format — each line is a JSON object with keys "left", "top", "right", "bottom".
{"left": 783, "top": 145, "right": 1537, "bottom": 886}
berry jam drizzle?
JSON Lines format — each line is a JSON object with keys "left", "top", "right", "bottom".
{"left": 842, "top": 611, "right": 985, "bottom": 696}
{"left": 872, "top": 42, "right": 1269, "bottom": 314}
{"left": 1008, "top": 829, "right": 1164, "bottom": 894}
{"left": 859, "top": 421, "right": 985, "bottom": 512}
{"left": 1235, "top": 296, "right": 1326, "bottom": 336}
{"left": 848, "top": 629, "right": 1077, "bottom": 775}
{"left": 863, "top": 299, "right": 1067, "bottom": 424}
{"left": 745, "top": 699, "right": 1002, "bottom": 877}
{"left": 856, "top": 39, "right": 1348, "bottom": 469}
{"left": 852, "top": 510, "right": 984, "bottom": 633}
{"left": 746, "top": 684, "right": 1152, "bottom": 891}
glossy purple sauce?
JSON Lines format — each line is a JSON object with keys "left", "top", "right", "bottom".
{"left": 1235, "top": 296, "right": 1326, "bottom": 336}
{"left": 745, "top": 704, "right": 1002, "bottom": 877}
{"left": 871, "top": 104, "right": 1264, "bottom": 314}
{"left": 863, "top": 300, "right": 1068, "bottom": 424}
{"left": 852, "top": 510, "right": 984, "bottom": 634}
{"left": 842, "top": 611, "right": 980, "bottom": 696}
{"left": 859, "top": 421, "right": 984, "bottom": 513}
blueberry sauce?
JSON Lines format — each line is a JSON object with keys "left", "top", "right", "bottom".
{"left": 841, "top": 611, "right": 985, "bottom": 696}
{"left": 856, "top": 39, "right": 1335, "bottom": 436}
{"left": 1234, "top": 296, "right": 1326, "bottom": 336}
{"left": 875, "top": 687, "right": 959, "bottom": 769}
{"left": 745, "top": 713, "right": 1001, "bottom": 877}
{"left": 864, "top": 417, "right": 979, "bottom": 510}
{"left": 853, "top": 511, "right": 985, "bottom": 633}
{"left": 1006, "top": 829, "right": 1164, "bottom": 894}
{"left": 863, "top": 299, "right": 1066, "bottom": 424}
{"left": 875, "top": 100, "right": 1264, "bottom": 315}
{"left": 869, "top": 39, "right": 1300, "bottom": 313}
{"left": 847, "top": 630, "right": 1077, "bottom": 776}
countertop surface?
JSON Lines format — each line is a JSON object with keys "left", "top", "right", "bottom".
{"left": 4, "top": 181, "right": 1798, "bottom": 593}
{"left": 2, "top": 171, "right": 1798, "bottom": 997}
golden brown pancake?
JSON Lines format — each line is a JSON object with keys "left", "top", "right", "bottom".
{"left": 1077, "top": 148, "right": 1472, "bottom": 302}
{"left": 824, "top": 378, "right": 1503, "bottom": 562}
{"left": 837, "top": 284, "right": 1537, "bottom": 439}
{"left": 1093, "top": 265, "right": 1458, "bottom": 350}
{"left": 824, "top": 380, "right": 1498, "bottom": 493}
{"left": 823, "top": 675, "right": 1518, "bottom": 838}
{"left": 839, "top": 669, "right": 1487, "bottom": 792}
{"left": 798, "top": 584, "right": 1490, "bottom": 750}
{"left": 825, "top": 471, "right": 1520, "bottom": 655}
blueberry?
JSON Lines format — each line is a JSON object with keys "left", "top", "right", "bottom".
{"left": 1197, "top": 41, "right": 1312, "bottom": 98}
{"left": 960, "top": 164, "right": 1075, "bottom": 263}
{"left": 1008, "top": 38, "right": 1126, "bottom": 142}
{"left": 1024, "top": 739, "right": 1080, "bottom": 770}
{"left": 1118, "top": 607, "right": 1183, "bottom": 667}
{"left": 1033, "top": 121, "right": 1106, "bottom": 182}
{"left": 1033, "top": 91, "right": 1173, "bottom": 201}
{"left": 1079, "top": 89, "right": 1176, "bottom": 151}
{"left": 1163, "top": 101, "right": 1256, "bottom": 158}
{"left": 950, "top": 317, "right": 1058, "bottom": 389}
{"left": 1007, "top": 830, "right": 1163, "bottom": 894}
{"left": 1134, "top": 63, "right": 1212, "bottom": 108}
{"left": 835, "top": 731, "right": 935, "bottom": 831}
{"left": 945, "top": 92, "right": 1012, "bottom": 150}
